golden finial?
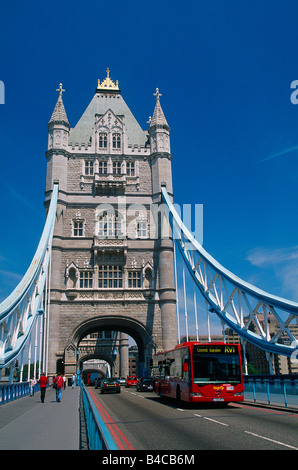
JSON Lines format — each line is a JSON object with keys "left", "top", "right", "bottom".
{"left": 97, "top": 68, "right": 119, "bottom": 91}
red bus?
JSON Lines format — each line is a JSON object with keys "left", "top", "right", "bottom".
{"left": 153, "top": 342, "right": 244, "bottom": 404}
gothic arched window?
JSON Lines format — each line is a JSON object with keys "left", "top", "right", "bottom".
{"left": 112, "top": 133, "right": 121, "bottom": 149}
{"left": 98, "top": 210, "right": 124, "bottom": 238}
{"left": 99, "top": 133, "right": 107, "bottom": 148}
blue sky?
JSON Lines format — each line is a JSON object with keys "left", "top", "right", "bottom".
{"left": 1, "top": 0, "right": 298, "bottom": 337}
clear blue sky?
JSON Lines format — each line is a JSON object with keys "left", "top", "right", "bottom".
{"left": 1, "top": 0, "right": 298, "bottom": 337}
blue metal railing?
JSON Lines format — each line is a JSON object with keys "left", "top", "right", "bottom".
{"left": 81, "top": 383, "right": 117, "bottom": 450}
{"left": 0, "top": 382, "right": 42, "bottom": 405}
{"left": 244, "top": 375, "right": 298, "bottom": 409}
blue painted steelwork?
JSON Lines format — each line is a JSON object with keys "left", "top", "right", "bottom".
{"left": 0, "top": 183, "right": 59, "bottom": 367}
{"left": 0, "top": 382, "right": 42, "bottom": 405}
{"left": 243, "top": 375, "right": 298, "bottom": 409}
{"left": 81, "top": 383, "right": 117, "bottom": 450}
{"left": 161, "top": 187, "right": 298, "bottom": 357}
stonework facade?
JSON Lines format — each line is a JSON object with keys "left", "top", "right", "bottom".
{"left": 44, "top": 72, "right": 176, "bottom": 378}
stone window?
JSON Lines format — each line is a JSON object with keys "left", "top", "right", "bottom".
{"left": 112, "top": 133, "right": 121, "bottom": 149}
{"left": 73, "top": 221, "right": 84, "bottom": 237}
{"left": 98, "top": 161, "right": 108, "bottom": 174}
{"left": 126, "top": 162, "right": 135, "bottom": 176}
{"left": 79, "top": 271, "right": 93, "bottom": 289}
{"left": 98, "top": 265, "right": 123, "bottom": 288}
{"left": 113, "top": 161, "right": 121, "bottom": 175}
{"left": 137, "top": 221, "right": 147, "bottom": 239}
{"left": 128, "top": 271, "right": 141, "bottom": 288}
{"left": 99, "top": 133, "right": 107, "bottom": 148}
{"left": 98, "top": 211, "right": 124, "bottom": 238}
{"left": 85, "top": 160, "right": 94, "bottom": 175}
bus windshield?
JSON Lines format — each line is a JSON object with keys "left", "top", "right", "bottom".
{"left": 192, "top": 352, "right": 241, "bottom": 385}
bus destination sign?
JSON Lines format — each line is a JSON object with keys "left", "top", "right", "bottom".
{"left": 194, "top": 345, "right": 237, "bottom": 355}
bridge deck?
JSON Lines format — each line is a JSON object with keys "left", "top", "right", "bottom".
{"left": 0, "top": 386, "right": 85, "bottom": 450}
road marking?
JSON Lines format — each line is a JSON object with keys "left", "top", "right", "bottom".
{"left": 204, "top": 417, "right": 228, "bottom": 427}
{"left": 244, "top": 431, "right": 298, "bottom": 450}
{"left": 176, "top": 408, "right": 184, "bottom": 411}
{"left": 194, "top": 413, "right": 202, "bottom": 417}
{"left": 88, "top": 388, "right": 135, "bottom": 450}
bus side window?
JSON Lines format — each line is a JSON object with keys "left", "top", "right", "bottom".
{"left": 182, "top": 355, "right": 190, "bottom": 381}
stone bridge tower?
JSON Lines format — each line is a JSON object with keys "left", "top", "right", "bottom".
{"left": 45, "top": 70, "right": 176, "bottom": 379}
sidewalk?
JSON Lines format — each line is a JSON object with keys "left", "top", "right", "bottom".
{"left": 0, "top": 386, "right": 82, "bottom": 450}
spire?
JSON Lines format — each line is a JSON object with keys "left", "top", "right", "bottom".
{"left": 49, "top": 83, "right": 70, "bottom": 127}
{"left": 149, "top": 88, "right": 169, "bottom": 129}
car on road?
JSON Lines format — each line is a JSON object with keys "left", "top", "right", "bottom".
{"left": 125, "top": 375, "right": 138, "bottom": 387}
{"left": 117, "top": 377, "right": 126, "bottom": 386}
{"left": 136, "top": 377, "right": 153, "bottom": 392}
{"left": 100, "top": 378, "right": 121, "bottom": 394}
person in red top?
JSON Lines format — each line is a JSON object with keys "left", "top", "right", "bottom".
{"left": 53, "top": 372, "right": 64, "bottom": 402}
{"left": 38, "top": 372, "right": 49, "bottom": 403}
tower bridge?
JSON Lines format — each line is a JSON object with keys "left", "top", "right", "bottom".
{"left": 1, "top": 71, "right": 298, "bottom": 451}
{"left": 0, "top": 69, "right": 298, "bottom": 384}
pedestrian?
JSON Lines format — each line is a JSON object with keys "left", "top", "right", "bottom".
{"left": 63, "top": 375, "right": 66, "bottom": 389}
{"left": 38, "top": 372, "right": 49, "bottom": 403}
{"left": 71, "top": 374, "right": 76, "bottom": 388}
{"left": 53, "top": 372, "right": 64, "bottom": 402}
{"left": 29, "top": 376, "right": 37, "bottom": 396}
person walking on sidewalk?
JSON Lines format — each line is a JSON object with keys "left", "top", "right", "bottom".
{"left": 38, "top": 372, "right": 49, "bottom": 403}
{"left": 29, "top": 376, "right": 37, "bottom": 396}
{"left": 53, "top": 372, "right": 64, "bottom": 402}
{"left": 71, "top": 374, "right": 76, "bottom": 388}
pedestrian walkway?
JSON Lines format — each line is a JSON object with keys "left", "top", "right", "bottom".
{"left": 0, "top": 386, "right": 83, "bottom": 450}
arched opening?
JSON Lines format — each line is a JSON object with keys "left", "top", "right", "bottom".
{"left": 64, "top": 316, "right": 155, "bottom": 380}
{"left": 67, "top": 267, "right": 77, "bottom": 289}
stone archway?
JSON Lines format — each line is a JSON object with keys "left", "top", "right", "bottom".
{"left": 63, "top": 315, "right": 156, "bottom": 378}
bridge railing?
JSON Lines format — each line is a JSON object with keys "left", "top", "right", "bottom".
{"left": 244, "top": 375, "right": 298, "bottom": 409}
{"left": 0, "top": 381, "right": 41, "bottom": 405}
{"left": 81, "top": 383, "right": 117, "bottom": 450}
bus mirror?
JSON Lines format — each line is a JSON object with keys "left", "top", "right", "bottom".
{"left": 183, "top": 363, "right": 188, "bottom": 373}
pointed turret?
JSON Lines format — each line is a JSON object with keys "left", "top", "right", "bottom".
{"left": 49, "top": 83, "right": 70, "bottom": 126}
{"left": 148, "top": 88, "right": 171, "bottom": 155}
{"left": 149, "top": 88, "right": 170, "bottom": 130}
{"left": 48, "top": 83, "right": 70, "bottom": 150}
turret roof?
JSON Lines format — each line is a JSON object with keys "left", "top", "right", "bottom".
{"left": 149, "top": 88, "right": 169, "bottom": 129}
{"left": 49, "top": 83, "right": 70, "bottom": 126}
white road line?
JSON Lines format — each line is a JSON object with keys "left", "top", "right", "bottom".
{"left": 176, "top": 408, "right": 184, "bottom": 412}
{"left": 244, "top": 431, "right": 298, "bottom": 450}
{"left": 194, "top": 414, "right": 202, "bottom": 418}
{"left": 204, "top": 417, "right": 229, "bottom": 427}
